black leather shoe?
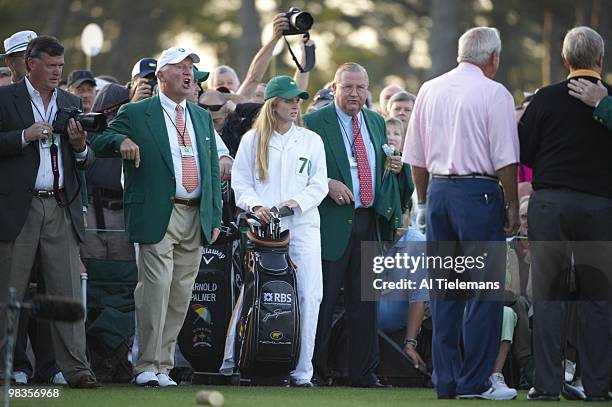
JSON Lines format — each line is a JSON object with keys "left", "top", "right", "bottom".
{"left": 70, "top": 374, "right": 102, "bottom": 389}
{"left": 354, "top": 380, "right": 391, "bottom": 388}
{"left": 527, "top": 387, "right": 559, "bottom": 401}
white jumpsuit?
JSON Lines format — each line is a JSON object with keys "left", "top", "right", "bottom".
{"left": 231, "top": 123, "right": 328, "bottom": 382}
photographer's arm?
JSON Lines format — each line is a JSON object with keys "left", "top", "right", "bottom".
{"left": 237, "top": 13, "right": 289, "bottom": 100}
{"left": 293, "top": 36, "right": 314, "bottom": 92}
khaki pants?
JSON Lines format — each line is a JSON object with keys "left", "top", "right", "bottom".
{"left": 133, "top": 204, "right": 202, "bottom": 374}
{"left": 0, "top": 197, "right": 93, "bottom": 383}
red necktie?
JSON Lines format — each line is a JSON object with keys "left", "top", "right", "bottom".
{"left": 352, "top": 115, "right": 373, "bottom": 207}
{"left": 175, "top": 105, "right": 198, "bottom": 193}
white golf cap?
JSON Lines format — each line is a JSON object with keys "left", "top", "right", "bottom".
{"left": 2, "top": 30, "right": 37, "bottom": 56}
{"left": 155, "top": 47, "right": 200, "bottom": 74}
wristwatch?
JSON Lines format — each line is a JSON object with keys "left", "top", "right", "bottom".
{"left": 403, "top": 338, "right": 418, "bottom": 347}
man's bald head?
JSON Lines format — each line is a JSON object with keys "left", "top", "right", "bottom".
{"left": 199, "top": 89, "right": 227, "bottom": 106}
{"left": 199, "top": 90, "right": 229, "bottom": 131}
{"left": 379, "top": 84, "right": 403, "bottom": 117}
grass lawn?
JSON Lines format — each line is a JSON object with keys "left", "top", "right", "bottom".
{"left": 8, "top": 385, "right": 587, "bottom": 407}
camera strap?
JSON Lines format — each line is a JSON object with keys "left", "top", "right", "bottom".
{"left": 284, "top": 34, "right": 315, "bottom": 73}
{"left": 49, "top": 142, "right": 82, "bottom": 208}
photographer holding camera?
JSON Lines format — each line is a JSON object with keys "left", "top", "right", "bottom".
{"left": 0, "top": 35, "right": 99, "bottom": 388}
{"left": 129, "top": 58, "right": 157, "bottom": 102}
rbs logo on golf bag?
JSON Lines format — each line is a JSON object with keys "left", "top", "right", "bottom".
{"left": 262, "top": 292, "right": 292, "bottom": 304}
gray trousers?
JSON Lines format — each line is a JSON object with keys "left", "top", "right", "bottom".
{"left": 0, "top": 196, "right": 93, "bottom": 383}
{"left": 528, "top": 189, "right": 612, "bottom": 397}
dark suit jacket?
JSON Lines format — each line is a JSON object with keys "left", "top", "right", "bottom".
{"left": 303, "top": 103, "right": 388, "bottom": 261}
{"left": 0, "top": 79, "right": 95, "bottom": 242}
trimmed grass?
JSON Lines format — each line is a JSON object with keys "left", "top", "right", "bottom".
{"left": 9, "top": 385, "right": 586, "bottom": 407}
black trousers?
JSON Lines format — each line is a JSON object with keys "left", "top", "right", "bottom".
{"left": 313, "top": 209, "right": 379, "bottom": 386}
{"left": 529, "top": 189, "right": 612, "bottom": 397}
{"left": 13, "top": 278, "right": 59, "bottom": 382}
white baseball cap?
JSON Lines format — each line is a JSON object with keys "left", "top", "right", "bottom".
{"left": 2, "top": 30, "right": 37, "bottom": 56}
{"left": 155, "top": 47, "right": 200, "bottom": 74}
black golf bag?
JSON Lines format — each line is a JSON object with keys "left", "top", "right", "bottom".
{"left": 234, "top": 208, "right": 300, "bottom": 379}
{"left": 177, "top": 222, "right": 243, "bottom": 374}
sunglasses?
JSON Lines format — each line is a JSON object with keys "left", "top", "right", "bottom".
{"left": 199, "top": 101, "right": 226, "bottom": 112}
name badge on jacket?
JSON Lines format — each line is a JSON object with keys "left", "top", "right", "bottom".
{"left": 180, "top": 146, "right": 194, "bottom": 157}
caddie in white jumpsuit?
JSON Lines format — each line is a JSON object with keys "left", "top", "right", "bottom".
{"left": 231, "top": 76, "right": 328, "bottom": 386}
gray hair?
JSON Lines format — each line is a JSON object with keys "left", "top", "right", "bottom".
{"left": 388, "top": 90, "right": 416, "bottom": 106}
{"left": 457, "top": 27, "right": 501, "bottom": 65}
{"left": 210, "top": 65, "right": 240, "bottom": 87}
{"left": 333, "top": 62, "right": 369, "bottom": 85}
{"left": 562, "top": 26, "right": 604, "bottom": 70}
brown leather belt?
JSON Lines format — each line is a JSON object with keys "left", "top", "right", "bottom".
{"left": 33, "top": 189, "right": 64, "bottom": 199}
{"left": 174, "top": 197, "right": 200, "bottom": 207}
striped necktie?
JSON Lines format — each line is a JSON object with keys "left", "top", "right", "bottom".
{"left": 175, "top": 105, "right": 198, "bottom": 193}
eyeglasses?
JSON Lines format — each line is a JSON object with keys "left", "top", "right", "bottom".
{"left": 337, "top": 84, "right": 368, "bottom": 94}
{"left": 199, "top": 101, "right": 227, "bottom": 112}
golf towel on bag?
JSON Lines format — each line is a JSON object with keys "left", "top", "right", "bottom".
{"left": 221, "top": 229, "right": 300, "bottom": 378}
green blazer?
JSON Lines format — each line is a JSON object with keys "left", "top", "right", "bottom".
{"left": 91, "top": 96, "right": 222, "bottom": 244}
{"left": 303, "top": 103, "right": 388, "bottom": 261}
{"left": 593, "top": 95, "right": 612, "bottom": 130}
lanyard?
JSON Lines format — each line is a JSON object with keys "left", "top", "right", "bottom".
{"left": 336, "top": 110, "right": 364, "bottom": 158}
{"left": 28, "top": 96, "right": 56, "bottom": 143}
{"left": 162, "top": 106, "right": 189, "bottom": 146}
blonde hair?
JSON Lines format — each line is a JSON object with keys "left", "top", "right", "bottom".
{"left": 252, "top": 97, "right": 302, "bottom": 182}
{"left": 385, "top": 116, "right": 405, "bottom": 135}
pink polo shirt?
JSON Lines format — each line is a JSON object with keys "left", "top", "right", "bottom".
{"left": 403, "top": 62, "right": 519, "bottom": 175}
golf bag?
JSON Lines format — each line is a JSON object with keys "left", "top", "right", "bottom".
{"left": 234, "top": 208, "right": 301, "bottom": 378}
{"left": 177, "top": 222, "right": 243, "bottom": 374}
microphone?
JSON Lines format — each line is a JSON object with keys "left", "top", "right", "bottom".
{"left": 27, "top": 295, "right": 85, "bottom": 322}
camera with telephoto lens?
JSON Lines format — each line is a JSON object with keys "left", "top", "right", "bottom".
{"left": 53, "top": 107, "right": 108, "bottom": 135}
{"left": 283, "top": 7, "right": 313, "bottom": 36}
{"left": 146, "top": 76, "right": 158, "bottom": 92}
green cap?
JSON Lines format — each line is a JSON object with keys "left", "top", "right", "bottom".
{"left": 264, "top": 75, "right": 309, "bottom": 101}
{"left": 193, "top": 66, "right": 209, "bottom": 82}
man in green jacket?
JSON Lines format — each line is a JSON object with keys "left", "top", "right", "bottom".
{"left": 92, "top": 47, "right": 221, "bottom": 387}
{"left": 303, "top": 62, "right": 403, "bottom": 387}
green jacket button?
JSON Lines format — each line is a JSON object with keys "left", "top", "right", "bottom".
{"left": 347, "top": 219, "right": 353, "bottom": 224}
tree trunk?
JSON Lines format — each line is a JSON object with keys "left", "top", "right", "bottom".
{"left": 542, "top": 8, "right": 563, "bottom": 86}
{"left": 428, "top": 0, "right": 459, "bottom": 79}
{"left": 45, "top": 0, "right": 71, "bottom": 38}
{"left": 237, "top": 0, "right": 261, "bottom": 80}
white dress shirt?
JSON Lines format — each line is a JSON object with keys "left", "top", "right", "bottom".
{"left": 22, "top": 77, "right": 88, "bottom": 190}
{"left": 159, "top": 92, "right": 201, "bottom": 199}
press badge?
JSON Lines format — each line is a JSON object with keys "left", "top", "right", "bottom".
{"left": 40, "top": 135, "right": 55, "bottom": 149}
{"left": 180, "top": 146, "right": 194, "bottom": 157}
{"left": 349, "top": 156, "right": 358, "bottom": 168}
